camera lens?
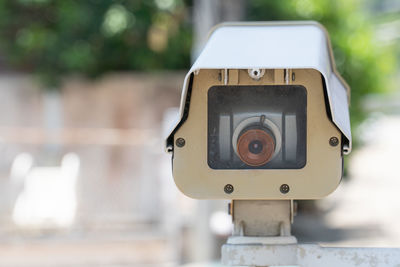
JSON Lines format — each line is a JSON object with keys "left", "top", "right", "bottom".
{"left": 248, "top": 140, "right": 263, "bottom": 154}
{"left": 237, "top": 129, "right": 275, "bottom": 166}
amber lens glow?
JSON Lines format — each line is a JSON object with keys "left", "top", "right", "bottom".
{"left": 237, "top": 129, "right": 275, "bottom": 166}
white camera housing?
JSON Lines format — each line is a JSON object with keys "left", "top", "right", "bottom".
{"left": 166, "top": 22, "right": 351, "bottom": 199}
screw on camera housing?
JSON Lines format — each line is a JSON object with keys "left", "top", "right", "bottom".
{"left": 224, "top": 184, "right": 234, "bottom": 194}
{"left": 329, "top": 137, "right": 339, "bottom": 147}
{"left": 248, "top": 68, "right": 265, "bottom": 80}
{"left": 280, "top": 184, "right": 290, "bottom": 194}
{"left": 176, "top": 138, "right": 186, "bottom": 147}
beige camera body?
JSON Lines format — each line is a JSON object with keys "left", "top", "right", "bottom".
{"left": 166, "top": 22, "right": 351, "bottom": 200}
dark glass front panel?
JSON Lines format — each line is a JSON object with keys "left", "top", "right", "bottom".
{"left": 208, "top": 85, "right": 307, "bottom": 169}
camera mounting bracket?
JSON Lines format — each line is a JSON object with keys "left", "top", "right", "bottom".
{"left": 224, "top": 200, "right": 297, "bottom": 246}
{"left": 222, "top": 200, "right": 400, "bottom": 266}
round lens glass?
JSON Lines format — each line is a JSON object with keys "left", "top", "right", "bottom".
{"left": 237, "top": 129, "right": 275, "bottom": 166}
{"left": 248, "top": 140, "right": 263, "bottom": 154}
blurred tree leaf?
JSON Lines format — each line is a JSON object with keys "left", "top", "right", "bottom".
{"left": 0, "top": 0, "right": 192, "bottom": 86}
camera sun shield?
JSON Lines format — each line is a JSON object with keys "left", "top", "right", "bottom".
{"left": 208, "top": 85, "right": 307, "bottom": 169}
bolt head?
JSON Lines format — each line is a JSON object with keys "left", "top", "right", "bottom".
{"left": 329, "top": 137, "right": 339, "bottom": 147}
{"left": 280, "top": 184, "right": 290, "bottom": 194}
{"left": 224, "top": 184, "right": 234, "bottom": 194}
{"left": 176, "top": 138, "right": 185, "bottom": 147}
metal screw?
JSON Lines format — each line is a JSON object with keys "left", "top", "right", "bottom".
{"left": 280, "top": 184, "right": 290, "bottom": 194}
{"left": 176, "top": 138, "right": 185, "bottom": 147}
{"left": 329, "top": 137, "right": 339, "bottom": 147}
{"left": 224, "top": 184, "right": 234, "bottom": 194}
{"left": 248, "top": 68, "right": 265, "bottom": 80}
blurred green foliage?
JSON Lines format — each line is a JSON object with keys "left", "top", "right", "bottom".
{"left": 247, "top": 0, "right": 397, "bottom": 141}
{"left": 0, "top": 0, "right": 396, "bottom": 144}
{"left": 0, "top": 0, "right": 192, "bottom": 85}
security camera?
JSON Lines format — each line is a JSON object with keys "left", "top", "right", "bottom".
{"left": 166, "top": 22, "right": 351, "bottom": 199}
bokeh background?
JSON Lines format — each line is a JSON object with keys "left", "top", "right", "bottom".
{"left": 0, "top": 0, "right": 398, "bottom": 266}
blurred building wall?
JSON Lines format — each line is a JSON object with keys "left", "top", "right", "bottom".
{"left": 0, "top": 72, "right": 187, "bottom": 267}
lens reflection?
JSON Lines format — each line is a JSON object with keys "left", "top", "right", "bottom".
{"left": 237, "top": 129, "right": 275, "bottom": 166}
{"left": 248, "top": 140, "right": 263, "bottom": 154}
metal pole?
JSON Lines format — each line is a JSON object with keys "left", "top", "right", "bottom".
{"left": 192, "top": 0, "right": 246, "bottom": 60}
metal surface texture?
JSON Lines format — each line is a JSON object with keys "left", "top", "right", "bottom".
{"left": 222, "top": 244, "right": 400, "bottom": 267}
{"left": 167, "top": 21, "right": 351, "bottom": 153}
